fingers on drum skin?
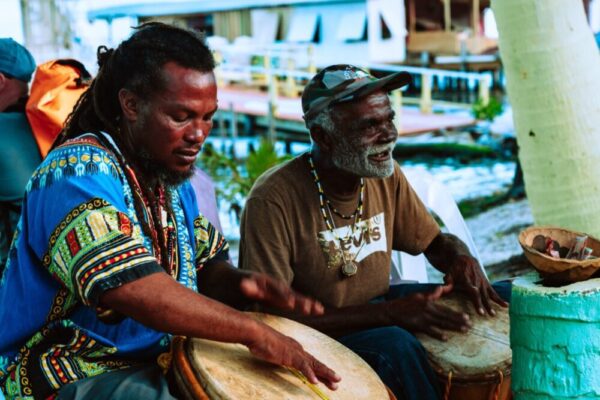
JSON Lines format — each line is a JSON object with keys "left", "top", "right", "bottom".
{"left": 479, "top": 286, "right": 495, "bottom": 316}
{"left": 312, "top": 357, "right": 341, "bottom": 390}
{"left": 468, "top": 282, "right": 496, "bottom": 316}
{"left": 420, "top": 284, "right": 453, "bottom": 303}
{"left": 466, "top": 284, "right": 486, "bottom": 315}
{"left": 489, "top": 287, "right": 509, "bottom": 308}
{"left": 269, "top": 281, "right": 321, "bottom": 315}
{"left": 425, "top": 325, "right": 448, "bottom": 341}
{"left": 284, "top": 288, "right": 323, "bottom": 315}
{"left": 240, "top": 278, "right": 264, "bottom": 299}
{"left": 302, "top": 298, "right": 325, "bottom": 316}
{"left": 297, "top": 358, "right": 319, "bottom": 384}
{"left": 293, "top": 295, "right": 313, "bottom": 315}
{"left": 311, "top": 300, "right": 325, "bottom": 315}
{"left": 242, "top": 276, "right": 303, "bottom": 313}
{"left": 289, "top": 347, "right": 340, "bottom": 390}
{"left": 425, "top": 312, "right": 469, "bottom": 333}
{"left": 301, "top": 355, "right": 341, "bottom": 390}
{"left": 273, "top": 284, "right": 295, "bottom": 309}
{"left": 426, "top": 306, "right": 470, "bottom": 332}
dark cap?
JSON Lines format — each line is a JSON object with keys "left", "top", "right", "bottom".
{"left": 302, "top": 64, "right": 411, "bottom": 120}
{"left": 0, "top": 38, "right": 36, "bottom": 82}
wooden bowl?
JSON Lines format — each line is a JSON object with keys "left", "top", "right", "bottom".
{"left": 518, "top": 226, "right": 600, "bottom": 283}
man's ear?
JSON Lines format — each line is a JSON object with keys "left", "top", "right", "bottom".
{"left": 118, "top": 88, "right": 140, "bottom": 121}
{"left": 310, "top": 125, "right": 333, "bottom": 152}
{"left": 0, "top": 73, "right": 8, "bottom": 92}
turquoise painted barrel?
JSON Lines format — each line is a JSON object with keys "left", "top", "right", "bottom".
{"left": 510, "top": 273, "right": 600, "bottom": 399}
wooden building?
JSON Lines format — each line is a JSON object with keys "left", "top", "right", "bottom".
{"left": 87, "top": 0, "right": 408, "bottom": 67}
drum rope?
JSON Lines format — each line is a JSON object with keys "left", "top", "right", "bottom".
{"left": 287, "top": 367, "right": 331, "bottom": 400}
{"left": 493, "top": 369, "right": 504, "bottom": 400}
{"left": 443, "top": 370, "right": 453, "bottom": 400}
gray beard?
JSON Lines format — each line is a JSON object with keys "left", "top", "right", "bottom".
{"left": 330, "top": 137, "right": 395, "bottom": 178}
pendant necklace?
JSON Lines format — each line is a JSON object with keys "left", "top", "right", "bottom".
{"left": 325, "top": 203, "right": 367, "bottom": 277}
{"left": 307, "top": 152, "right": 365, "bottom": 277}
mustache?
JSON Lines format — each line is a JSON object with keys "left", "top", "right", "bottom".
{"left": 366, "top": 142, "right": 395, "bottom": 156}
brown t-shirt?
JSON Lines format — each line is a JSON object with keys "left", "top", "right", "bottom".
{"left": 239, "top": 154, "right": 440, "bottom": 308}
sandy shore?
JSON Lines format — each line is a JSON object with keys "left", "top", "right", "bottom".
{"left": 467, "top": 198, "right": 532, "bottom": 267}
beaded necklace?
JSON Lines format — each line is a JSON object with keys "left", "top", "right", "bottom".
{"left": 122, "top": 164, "right": 178, "bottom": 278}
{"left": 326, "top": 198, "right": 357, "bottom": 220}
{"left": 98, "top": 132, "right": 178, "bottom": 278}
{"left": 307, "top": 152, "right": 364, "bottom": 277}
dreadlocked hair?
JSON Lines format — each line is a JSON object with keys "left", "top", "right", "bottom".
{"left": 59, "top": 22, "right": 215, "bottom": 272}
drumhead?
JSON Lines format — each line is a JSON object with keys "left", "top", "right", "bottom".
{"left": 416, "top": 294, "right": 511, "bottom": 382}
{"left": 184, "top": 313, "right": 389, "bottom": 399}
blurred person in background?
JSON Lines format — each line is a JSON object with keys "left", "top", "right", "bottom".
{"left": 0, "top": 38, "right": 42, "bottom": 268}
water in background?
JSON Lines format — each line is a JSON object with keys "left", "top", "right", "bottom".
{"left": 204, "top": 137, "right": 516, "bottom": 241}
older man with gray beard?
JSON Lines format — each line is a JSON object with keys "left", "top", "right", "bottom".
{"left": 239, "top": 65, "right": 508, "bottom": 400}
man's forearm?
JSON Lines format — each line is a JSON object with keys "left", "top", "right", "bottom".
{"left": 101, "top": 271, "right": 262, "bottom": 345}
{"left": 197, "top": 258, "right": 254, "bottom": 309}
{"left": 266, "top": 302, "right": 393, "bottom": 338}
{"left": 424, "top": 232, "right": 472, "bottom": 273}
{"left": 197, "top": 263, "right": 393, "bottom": 337}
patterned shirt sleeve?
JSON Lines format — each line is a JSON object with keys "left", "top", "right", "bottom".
{"left": 193, "top": 214, "right": 229, "bottom": 269}
{"left": 43, "top": 198, "right": 161, "bottom": 306}
{"left": 26, "top": 140, "right": 162, "bottom": 306}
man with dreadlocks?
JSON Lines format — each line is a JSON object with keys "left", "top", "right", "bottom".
{"left": 0, "top": 23, "right": 340, "bottom": 400}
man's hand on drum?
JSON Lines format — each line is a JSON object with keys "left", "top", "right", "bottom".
{"left": 424, "top": 233, "right": 508, "bottom": 316}
{"left": 443, "top": 254, "right": 508, "bottom": 316}
{"left": 240, "top": 272, "right": 325, "bottom": 315}
{"left": 246, "top": 325, "right": 341, "bottom": 390}
{"left": 384, "top": 284, "right": 472, "bottom": 341}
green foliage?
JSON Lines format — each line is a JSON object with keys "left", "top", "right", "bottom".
{"left": 471, "top": 98, "right": 504, "bottom": 122}
{"left": 250, "top": 55, "right": 265, "bottom": 67}
{"left": 198, "top": 138, "right": 292, "bottom": 217}
{"left": 246, "top": 139, "right": 287, "bottom": 182}
{"left": 457, "top": 192, "right": 507, "bottom": 219}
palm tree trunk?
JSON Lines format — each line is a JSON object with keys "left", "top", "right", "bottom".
{"left": 492, "top": 0, "right": 600, "bottom": 237}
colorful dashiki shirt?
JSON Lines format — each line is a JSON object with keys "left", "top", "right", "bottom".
{"left": 0, "top": 133, "right": 228, "bottom": 399}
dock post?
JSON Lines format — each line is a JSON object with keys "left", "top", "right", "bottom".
{"left": 307, "top": 45, "right": 317, "bottom": 75}
{"left": 420, "top": 73, "right": 432, "bottom": 114}
{"left": 229, "top": 103, "right": 238, "bottom": 160}
{"left": 218, "top": 106, "right": 227, "bottom": 153}
{"left": 266, "top": 54, "right": 278, "bottom": 143}
{"left": 478, "top": 74, "right": 491, "bottom": 106}
{"left": 472, "top": 0, "right": 481, "bottom": 36}
{"left": 213, "top": 50, "right": 225, "bottom": 88}
{"left": 443, "top": 0, "right": 451, "bottom": 32}
{"left": 284, "top": 58, "right": 298, "bottom": 98}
